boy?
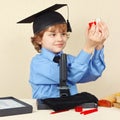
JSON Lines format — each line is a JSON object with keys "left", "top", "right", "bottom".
{"left": 17, "top": 4, "right": 109, "bottom": 100}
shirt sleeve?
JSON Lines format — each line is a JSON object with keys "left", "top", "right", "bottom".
{"left": 80, "top": 48, "right": 105, "bottom": 82}
{"left": 68, "top": 48, "right": 105, "bottom": 83}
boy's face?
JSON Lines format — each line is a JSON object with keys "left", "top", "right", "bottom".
{"left": 41, "top": 28, "right": 68, "bottom": 53}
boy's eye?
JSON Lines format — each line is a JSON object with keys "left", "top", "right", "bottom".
{"left": 62, "top": 33, "right": 67, "bottom": 36}
{"left": 48, "top": 32, "right": 68, "bottom": 37}
{"left": 49, "top": 33, "right": 56, "bottom": 36}
{"left": 52, "top": 33, "right": 56, "bottom": 36}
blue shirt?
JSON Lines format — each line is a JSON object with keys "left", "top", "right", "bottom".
{"left": 29, "top": 47, "right": 105, "bottom": 99}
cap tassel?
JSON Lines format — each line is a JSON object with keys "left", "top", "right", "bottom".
{"left": 67, "top": 20, "right": 72, "bottom": 32}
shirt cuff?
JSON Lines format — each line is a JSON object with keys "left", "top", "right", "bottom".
{"left": 94, "top": 47, "right": 104, "bottom": 59}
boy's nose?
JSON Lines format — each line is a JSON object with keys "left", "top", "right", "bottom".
{"left": 57, "top": 34, "right": 63, "bottom": 41}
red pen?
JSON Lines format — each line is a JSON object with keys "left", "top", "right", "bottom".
{"left": 80, "top": 108, "right": 98, "bottom": 115}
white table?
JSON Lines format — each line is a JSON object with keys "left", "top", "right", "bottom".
{"left": 0, "top": 99, "right": 120, "bottom": 120}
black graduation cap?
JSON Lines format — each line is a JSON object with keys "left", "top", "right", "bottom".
{"left": 42, "top": 92, "right": 98, "bottom": 111}
{"left": 17, "top": 4, "right": 72, "bottom": 34}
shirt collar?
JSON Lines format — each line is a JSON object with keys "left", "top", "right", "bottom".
{"left": 41, "top": 47, "right": 63, "bottom": 62}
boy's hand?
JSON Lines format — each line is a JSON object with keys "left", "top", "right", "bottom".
{"left": 84, "top": 18, "right": 109, "bottom": 53}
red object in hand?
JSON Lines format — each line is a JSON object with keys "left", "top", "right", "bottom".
{"left": 89, "top": 21, "right": 96, "bottom": 28}
{"left": 98, "top": 99, "right": 112, "bottom": 107}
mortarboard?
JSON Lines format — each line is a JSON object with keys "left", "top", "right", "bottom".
{"left": 42, "top": 92, "right": 98, "bottom": 111}
{"left": 17, "top": 4, "right": 72, "bottom": 34}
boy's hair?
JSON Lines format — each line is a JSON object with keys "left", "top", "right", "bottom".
{"left": 31, "top": 23, "right": 68, "bottom": 53}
